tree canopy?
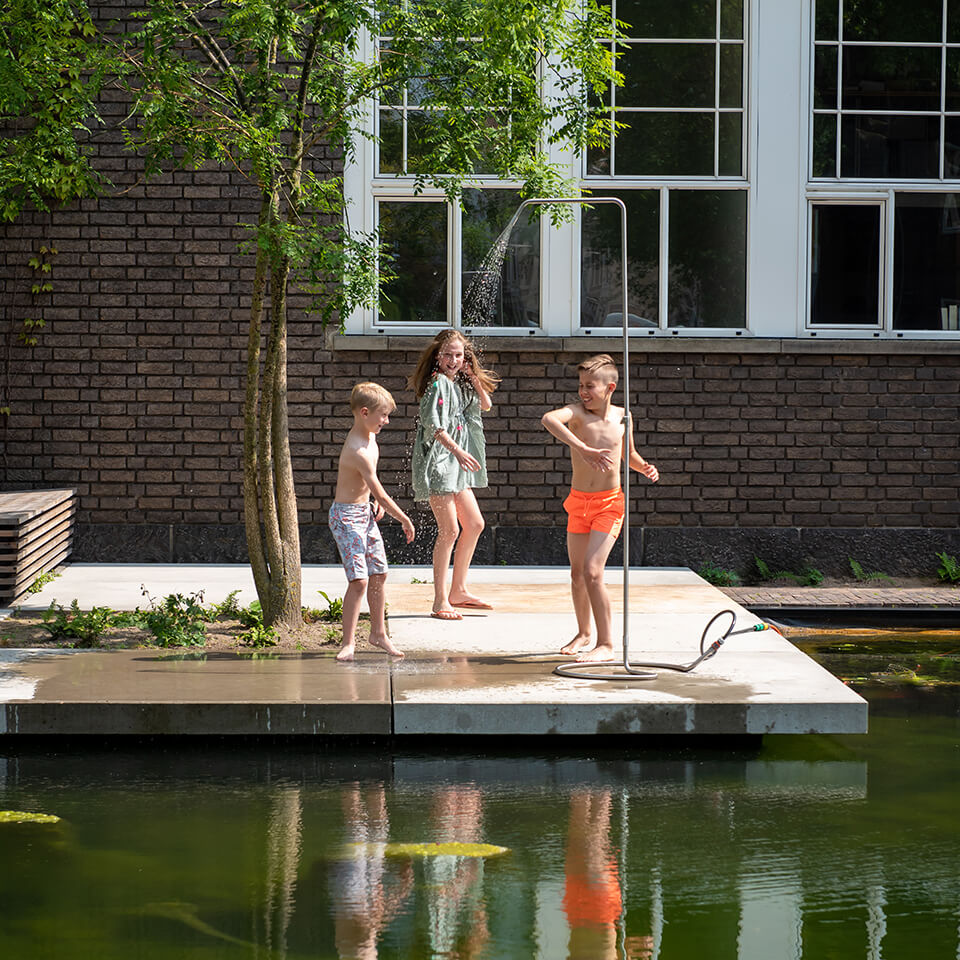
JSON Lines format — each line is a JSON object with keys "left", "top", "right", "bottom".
{"left": 4, "top": 0, "right": 622, "bottom": 626}
{"left": 0, "top": 0, "right": 107, "bottom": 221}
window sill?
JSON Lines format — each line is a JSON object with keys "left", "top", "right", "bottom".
{"left": 330, "top": 333, "right": 960, "bottom": 355}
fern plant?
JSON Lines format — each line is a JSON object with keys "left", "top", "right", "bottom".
{"left": 849, "top": 558, "right": 890, "bottom": 582}
{"left": 936, "top": 551, "right": 960, "bottom": 584}
{"left": 697, "top": 562, "right": 741, "bottom": 587}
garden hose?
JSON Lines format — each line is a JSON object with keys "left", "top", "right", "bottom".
{"left": 553, "top": 610, "right": 781, "bottom": 681}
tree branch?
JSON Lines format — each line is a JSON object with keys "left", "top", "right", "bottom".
{"left": 176, "top": 0, "right": 249, "bottom": 114}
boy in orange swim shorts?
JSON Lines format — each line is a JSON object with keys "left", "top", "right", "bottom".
{"left": 542, "top": 355, "right": 659, "bottom": 662}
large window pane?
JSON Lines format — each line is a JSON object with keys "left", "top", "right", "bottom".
{"left": 842, "top": 46, "right": 941, "bottom": 112}
{"left": 616, "top": 0, "right": 717, "bottom": 39}
{"left": 810, "top": 204, "right": 880, "bottom": 325}
{"left": 842, "top": 0, "right": 942, "bottom": 42}
{"left": 378, "top": 201, "right": 447, "bottom": 324}
{"left": 720, "top": 0, "right": 743, "bottom": 40}
{"left": 378, "top": 109, "right": 403, "bottom": 174}
{"left": 718, "top": 112, "right": 743, "bottom": 175}
{"left": 719, "top": 44, "right": 743, "bottom": 108}
{"left": 945, "top": 49, "right": 960, "bottom": 110}
{"left": 893, "top": 194, "right": 960, "bottom": 330}
{"left": 461, "top": 190, "right": 540, "bottom": 328}
{"left": 814, "top": 45, "right": 838, "bottom": 109}
{"left": 945, "top": 117, "right": 960, "bottom": 175}
{"left": 580, "top": 191, "right": 660, "bottom": 328}
{"left": 950, "top": 0, "right": 960, "bottom": 42}
{"left": 668, "top": 191, "right": 746, "bottom": 328}
{"left": 840, "top": 115, "right": 940, "bottom": 178}
{"left": 812, "top": 113, "right": 838, "bottom": 177}
{"left": 618, "top": 43, "right": 715, "bottom": 108}
{"left": 615, "top": 112, "right": 715, "bottom": 176}
{"left": 815, "top": 0, "right": 838, "bottom": 41}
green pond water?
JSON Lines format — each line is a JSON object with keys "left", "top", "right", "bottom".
{"left": 1, "top": 655, "right": 958, "bottom": 959}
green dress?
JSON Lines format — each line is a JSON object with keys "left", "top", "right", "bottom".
{"left": 412, "top": 374, "right": 487, "bottom": 501}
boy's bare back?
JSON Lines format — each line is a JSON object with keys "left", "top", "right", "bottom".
{"left": 334, "top": 429, "right": 378, "bottom": 503}
{"left": 561, "top": 401, "right": 625, "bottom": 492}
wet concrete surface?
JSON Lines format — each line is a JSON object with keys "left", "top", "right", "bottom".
{"left": 0, "top": 565, "right": 867, "bottom": 737}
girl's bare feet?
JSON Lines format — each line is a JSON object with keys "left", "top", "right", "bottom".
{"left": 576, "top": 643, "right": 617, "bottom": 663}
{"left": 370, "top": 634, "right": 405, "bottom": 658}
{"left": 448, "top": 593, "right": 493, "bottom": 610}
{"left": 560, "top": 632, "right": 592, "bottom": 656}
{"left": 336, "top": 641, "right": 356, "bottom": 662}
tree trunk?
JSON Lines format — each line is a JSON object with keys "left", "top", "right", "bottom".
{"left": 265, "top": 258, "right": 302, "bottom": 626}
{"left": 243, "top": 196, "right": 303, "bottom": 629}
{"left": 243, "top": 199, "right": 271, "bottom": 610}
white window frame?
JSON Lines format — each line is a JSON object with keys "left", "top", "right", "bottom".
{"left": 804, "top": 195, "right": 886, "bottom": 335}
{"left": 801, "top": 1, "right": 960, "bottom": 338}
{"left": 345, "top": 2, "right": 759, "bottom": 340}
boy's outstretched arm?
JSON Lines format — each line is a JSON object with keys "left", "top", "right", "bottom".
{"left": 623, "top": 414, "right": 659, "bottom": 482}
{"left": 355, "top": 449, "right": 416, "bottom": 542}
{"left": 541, "top": 406, "right": 613, "bottom": 471}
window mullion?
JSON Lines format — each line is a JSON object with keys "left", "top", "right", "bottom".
{"left": 659, "top": 186, "right": 669, "bottom": 330}
{"left": 450, "top": 199, "right": 461, "bottom": 328}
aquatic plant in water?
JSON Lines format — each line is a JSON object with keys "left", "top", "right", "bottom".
{"left": 0, "top": 810, "right": 60, "bottom": 824}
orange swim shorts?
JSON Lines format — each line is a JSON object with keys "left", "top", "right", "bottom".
{"left": 562, "top": 487, "right": 625, "bottom": 538}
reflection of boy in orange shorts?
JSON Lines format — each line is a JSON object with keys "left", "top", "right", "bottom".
{"left": 542, "top": 355, "right": 659, "bottom": 662}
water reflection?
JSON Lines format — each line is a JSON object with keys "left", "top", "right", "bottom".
{"left": 563, "top": 789, "right": 626, "bottom": 959}
{"left": 1, "top": 706, "right": 958, "bottom": 959}
{"left": 327, "top": 784, "right": 413, "bottom": 959}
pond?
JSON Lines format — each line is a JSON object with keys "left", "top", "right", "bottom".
{"left": 1, "top": 655, "right": 957, "bottom": 959}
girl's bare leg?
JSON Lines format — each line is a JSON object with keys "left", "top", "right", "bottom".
{"left": 429, "top": 493, "right": 460, "bottom": 614}
{"left": 367, "top": 573, "right": 403, "bottom": 657}
{"left": 448, "top": 488, "right": 488, "bottom": 606}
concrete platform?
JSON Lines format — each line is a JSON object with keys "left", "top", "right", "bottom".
{"left": 0, "top": 564, "right": 867, "bottom": 737}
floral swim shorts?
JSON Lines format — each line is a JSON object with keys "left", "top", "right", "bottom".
{"left": 328, "top": 501, "right": 388, "bottom": 581}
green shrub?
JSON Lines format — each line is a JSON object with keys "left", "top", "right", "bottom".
{"left": 697, "top": 562, "right": 741, "bottom": 587}
{"left": 206, "top": 589, "right": 243, "bottom": 621}
{"left": 315, "top": 590, "right": 344, "bottom": 622}
{"left": 755, "top": 557, "right": 823, "bottom": 586}
{"left": 935, "top": 551, "right": 960, "bottom": 584}
{"left": 849, "top": 558, "right": 890, "bottom": 582}
{"left": 238, "top": 601, "right": 277, "bottom": 648}
{"left": 27, "top": 568, "right": 61, "bottom": 594}
{"left": 755, "top": 557, "right": 787, "bottom": 581}
{"left": 41, "top": 600, "right": 116, "bottom": 648}
{"left": 136, "top": 589, "right": 207, "bottom": 647}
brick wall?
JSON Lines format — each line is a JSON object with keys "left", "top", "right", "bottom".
{"left": 2, "top": 1, "right": 959, "bottom": 576}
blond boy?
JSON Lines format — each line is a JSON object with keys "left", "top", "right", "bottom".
{"left": 541, "top": 355, "right": 659, "bottom": 662}
{"left": 329, "top": 382, "right": 415, "bottom": 661}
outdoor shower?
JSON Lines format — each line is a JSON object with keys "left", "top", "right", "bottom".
{"left": 498, "top": 198, "right": 763, "bottom": 680}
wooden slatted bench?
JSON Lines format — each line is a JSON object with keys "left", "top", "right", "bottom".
{"left": 0, "top": 489, "right": 76, "bottom": 605}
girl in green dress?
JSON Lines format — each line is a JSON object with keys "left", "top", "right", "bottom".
{"left": 409, "top": 330, "right": 500, "bottom": 619}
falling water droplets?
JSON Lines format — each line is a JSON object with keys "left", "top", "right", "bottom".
{"left": 461, "top": 207, "right": 526, "bottom": 327}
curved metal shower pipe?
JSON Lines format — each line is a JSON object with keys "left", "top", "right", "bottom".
{"left": 511, "top": 197, "right": 656, "bottom": 680}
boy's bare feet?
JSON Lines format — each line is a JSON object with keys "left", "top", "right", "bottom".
{"left": 576, "top": 643, "right": 617, "bottom": 663}
{"left": 370, "top": 634, "right": 405, "bottom": 658}
{"left": 560, "top": 632, "right": 592, "bottom": 656}
{"left": 336, "top": 641, "right": 356, "bottom": 662}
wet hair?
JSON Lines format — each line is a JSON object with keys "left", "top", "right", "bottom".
{"left": 350, "top": 381, "right": 395, "bottom": 413}
{"left": 577, "top": 353, "right": 619, "bottom": 385}
{"left": 407, "top": 328, "right": 501, "bottom": 399}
